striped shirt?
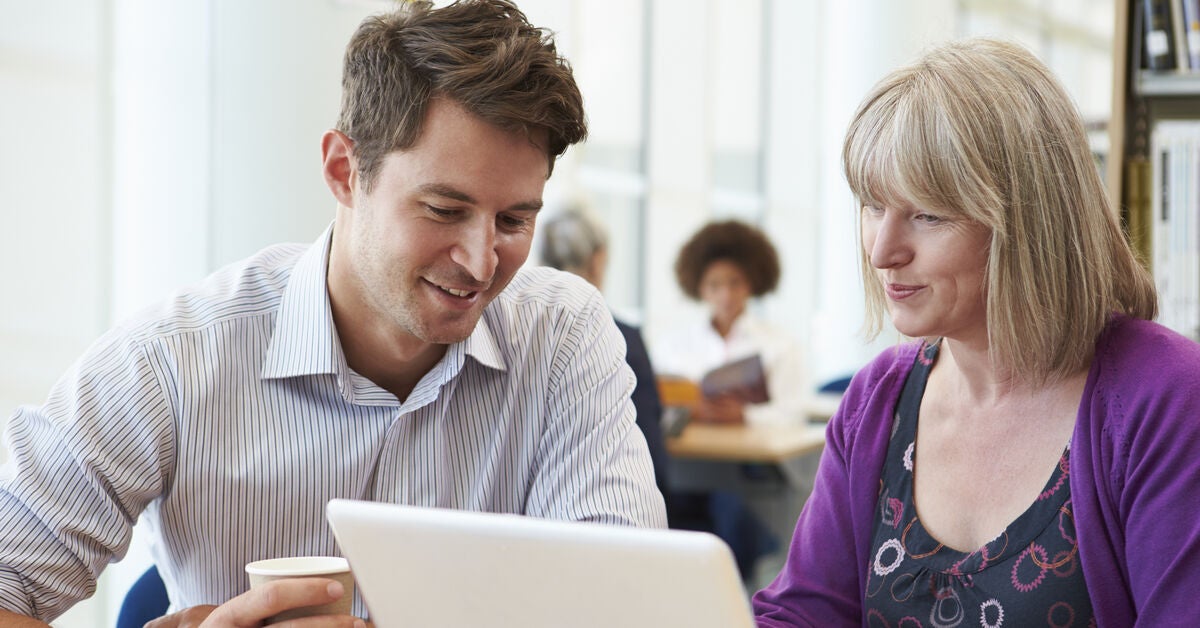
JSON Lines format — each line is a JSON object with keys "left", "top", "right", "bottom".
{"left": 0, "top": 225, "right": 666, "bottom": 621}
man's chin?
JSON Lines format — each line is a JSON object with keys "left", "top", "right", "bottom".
{"left": 415, "top": 316, "right": 483, "bottom": 345}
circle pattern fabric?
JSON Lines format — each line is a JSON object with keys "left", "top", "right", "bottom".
{"left": 864, "top": 341, "right": 1094, "bottom": 628}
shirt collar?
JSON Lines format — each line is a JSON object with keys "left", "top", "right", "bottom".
{"left": 261, "top": 223, "right": 343, "bottom": 380}
{"left": 261, "top": 223, "right": 509, "bottom": 383}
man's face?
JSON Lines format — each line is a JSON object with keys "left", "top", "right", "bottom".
{"left": 329, "top": 98, "right": 549, "bottom": 355}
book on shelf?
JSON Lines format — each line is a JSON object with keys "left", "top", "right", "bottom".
{"left": 1172, "top": 0, "right": 1190, "bottom": 69}
{"left": 1124, "top": 156, "right": 1153, "bottom": 267}
{"left": 1143, "top": 0, "right": 1179, "bottom": 70}
{"left": 1183, "top": 0, "right": 1200, "bottom": 69}
{"left": 1149, "top": 119, "right": 1200, "bottom": 341}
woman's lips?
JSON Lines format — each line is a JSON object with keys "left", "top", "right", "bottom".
{"left": 885, "top": 283, "right": 923, "bottom": 300}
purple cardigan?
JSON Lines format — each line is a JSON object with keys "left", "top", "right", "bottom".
{"left": 753, "top": 316, "right": 1200, "bottom": 627}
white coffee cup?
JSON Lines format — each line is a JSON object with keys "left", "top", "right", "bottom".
{"left": 245, "top": 556, "right": 355, "bottom": 623}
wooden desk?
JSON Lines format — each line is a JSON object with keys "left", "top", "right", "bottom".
{"left": 666, "top": 421, "right": 827, "bottom": 568}
{"left": 666, "top": 422, "right": 826, "bottom": 464}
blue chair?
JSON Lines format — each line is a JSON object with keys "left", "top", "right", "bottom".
{"left": 818, "top": 374, "right": 854, "bottom": 394}
{"left": 116, "top": 565, "right": 169, "bottom": 628}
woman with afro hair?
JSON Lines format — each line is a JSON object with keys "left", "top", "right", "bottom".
{"left": 653, "top": 219, "right": 809, "bottom": 581}
{"left": 653, "top": 219, "right": 808, "bottom": 426}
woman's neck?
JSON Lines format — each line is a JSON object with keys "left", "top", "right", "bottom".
{"left": 711, "top": 311, "right": 743, "bottom": 339}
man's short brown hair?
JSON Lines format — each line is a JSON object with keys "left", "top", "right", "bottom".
{"left": 336, "top": 0, "right": 587, "bottom": 191}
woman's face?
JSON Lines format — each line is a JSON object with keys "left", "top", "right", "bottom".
{"left": 861, "top": 202, "right": 991, "bottom": 344}
{"left": 699, "top": 259, "right": 752, "bottom": 329}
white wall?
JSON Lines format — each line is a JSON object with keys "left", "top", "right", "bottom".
{"left": 0, "top": 0, "right": 108, "bottom": 445}
{"left": 1, "top": 4, "right": 111, "bottom": 625}
{"left": 110, "top": 0, "right": 375, "bottom": 322}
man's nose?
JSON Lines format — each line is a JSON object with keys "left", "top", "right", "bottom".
{"left": 450, "top": 219, "right": 499, "bottom": 283}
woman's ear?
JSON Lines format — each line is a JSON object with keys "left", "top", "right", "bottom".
{"left": 321, "top": 129, "right": 357, "bottom": 208}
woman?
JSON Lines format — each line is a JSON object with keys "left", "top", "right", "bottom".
{"left": 754, "top": 39, "right": 1200, "bottom": 626}
{"left": 653, "top": 220, "right": 807, "bottom": 580}
{"left": 540, "top": 207, "right": 670, "bottom": 501}
{"left": 653, "top": 220, "right": 807, "bottom": 425}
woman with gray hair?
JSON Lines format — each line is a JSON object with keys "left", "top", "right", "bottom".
{"left": 540, "top": 207, "right": 670, "bottom": 503}
{"left": 755, "top": 38, "right": 1200, "bottom": 625}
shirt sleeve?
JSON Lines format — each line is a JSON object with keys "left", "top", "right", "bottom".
{"left": 0, "top": 329, "right": 174, "bottom": 621}
{"left": 523, "top": 290, "right": 668, "bottom": 528}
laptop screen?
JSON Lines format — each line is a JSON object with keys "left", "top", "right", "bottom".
{"left": 325, "top": 499, "right": 755, "bottom": 628}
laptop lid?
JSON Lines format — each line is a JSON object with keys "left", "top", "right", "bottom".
{"left": 325, "top": 499, "right": 755, "bottom": 628}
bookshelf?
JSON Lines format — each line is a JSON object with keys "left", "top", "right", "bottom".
{"left": 1110, "top": 1, "right": 1200, "bottom": 205}
{"left": 1110, "top": 1, "right": 1200, "bottom": 341}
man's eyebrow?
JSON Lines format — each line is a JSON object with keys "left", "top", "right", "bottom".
{"left": 418, "top": 183, "right": 476, "bottom": 204}
{"left": 418, "top": 183, "right": 543, "bottom": 212}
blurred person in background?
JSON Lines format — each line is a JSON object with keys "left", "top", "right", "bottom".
{"left": 653, "top": 219, "right": 809, "bottom": 581}
{"left": 653, "top": 220, "right": 808, "bottom": 426}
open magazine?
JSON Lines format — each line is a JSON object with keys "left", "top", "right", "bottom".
{"left": 699, "top": 354, "right": 770, "bottom": 403}
{"left": 656, "top": 355, "right": 769, "bottom": 436}
{"left": 658, "top": 354, "right": 770, "bottom": 406}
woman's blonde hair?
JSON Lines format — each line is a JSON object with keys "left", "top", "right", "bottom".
{"left": 842, "top": 38, "right": 1155, "bottom": 381}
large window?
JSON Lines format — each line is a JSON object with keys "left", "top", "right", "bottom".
{"left": 709, "top": 0, "right": 768, "bottom": 223}
{"left": 572, "top": 0, "right": 649, "bottom": 319}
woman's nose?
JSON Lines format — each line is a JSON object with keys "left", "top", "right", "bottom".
{"left": 866, "top": 214, "right": 912, "bottom": 269}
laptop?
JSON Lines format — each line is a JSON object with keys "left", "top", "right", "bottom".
{"left": 325, "top": 499, "right": 756, "bottom": 628}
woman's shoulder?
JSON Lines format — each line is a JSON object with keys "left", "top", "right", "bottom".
{"left": 732, "top": 315, "right": 804, "bottom": 359}
{"left": 855, "top": 341, "right": 922, "bottom": 386}
{"left": 1087, "top": 315, "right": 1200, "bottom": 440}
{"left": 1095, "top": 315, "right": 1200, "bottom": 386}
{"left": 737, "top": 313, "right": 793, "bottom": 337}
{"left": 829, "top": 341, "right": 923, "bottom": 436}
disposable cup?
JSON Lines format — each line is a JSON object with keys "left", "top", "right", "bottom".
{"left": 245, "top": 556, "right": 354, "bottom": 623}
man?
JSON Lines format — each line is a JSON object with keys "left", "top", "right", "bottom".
{"left": 0, "top": 1, "right": 666, "bottom": 625}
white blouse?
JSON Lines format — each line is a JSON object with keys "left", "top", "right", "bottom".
{"left": 652, "top": 313, "right": 808, "bottom": 425}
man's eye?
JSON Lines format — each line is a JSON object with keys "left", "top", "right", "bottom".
{"left": 426, "top": 204, "right": 456, "bottom": 218}
{"left": 499, "top": 214, "right": 532, "bottom": 229}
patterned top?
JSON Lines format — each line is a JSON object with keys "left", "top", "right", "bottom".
{"left": 0, "top": 225, "right": 666, "bottom": 622}
{"left": 864, "top": 341, "right": 1094, "bottom": 627}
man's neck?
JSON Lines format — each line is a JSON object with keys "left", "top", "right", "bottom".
{"left": 338, "top": 326, "right": 448, "bottom": 402}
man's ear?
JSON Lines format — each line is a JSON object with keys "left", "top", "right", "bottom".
{"left": 321, "top": 129, "right": 357, "bottom": 208}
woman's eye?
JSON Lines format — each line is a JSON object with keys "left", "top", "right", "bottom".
{"left": 915, "top": 213, "right": 942, "bottom": 224}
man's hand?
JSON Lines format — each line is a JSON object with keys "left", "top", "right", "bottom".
{"left": 0, "top": 609, "right": 52, "bottom": 627}
{"left": 145, "top": 578, "right": 365, "bottom": 627}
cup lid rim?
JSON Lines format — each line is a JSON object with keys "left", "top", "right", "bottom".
{"left": 245, "top": 555, "right": 350, "bottom": 576}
